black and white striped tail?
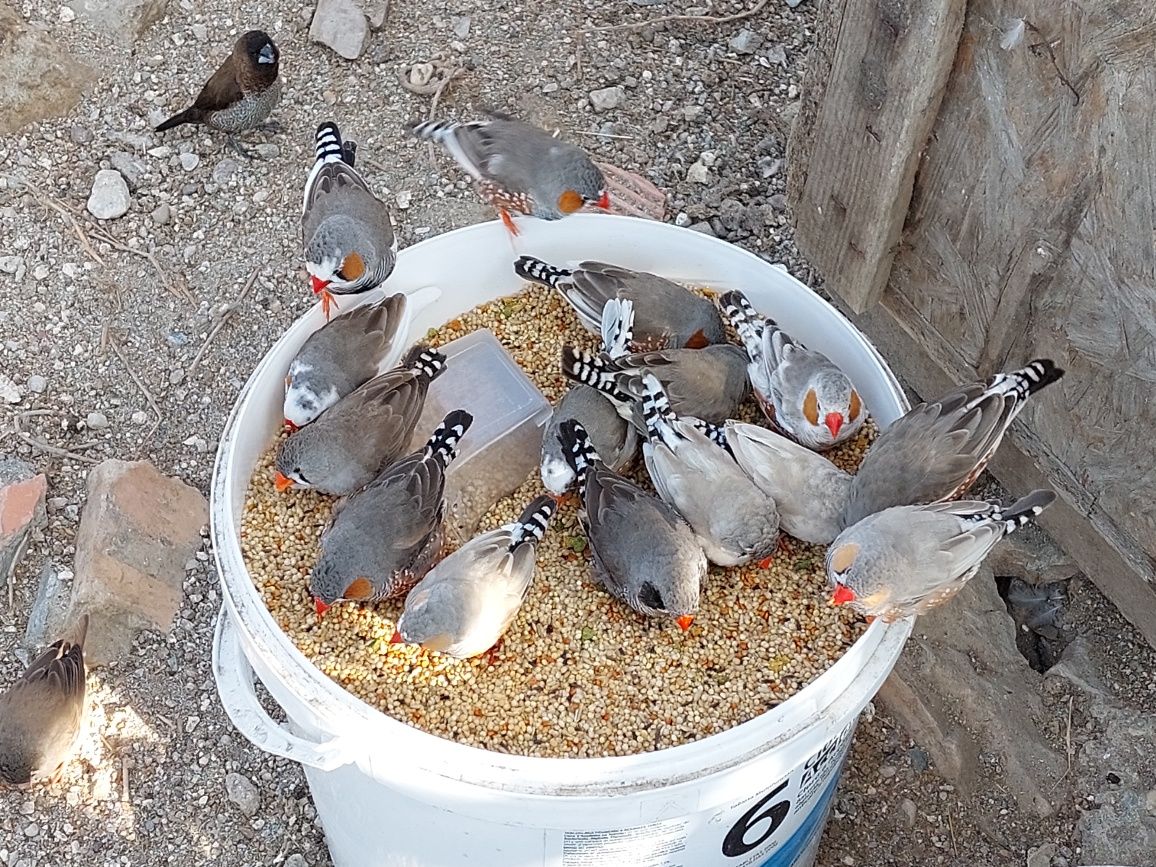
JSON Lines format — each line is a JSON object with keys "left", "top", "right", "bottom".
{"left": 690, "top": 417, "right": 730, "bottom": 451}
{"left": 989, "top": 359, "right": 1065, "bottom": 401}
{"left": 514, "top": 255, "right": 572, "bottom": 289}
{"left": 718, "top": 290, "right": 765, "bottom": 359}
{"left": 639, "top": 372, "right": 683, "bottom": 449}
{"left": 424, "top": 410, "right": 473, "bottom": 468}
{"left": 557, "top": 420, "right": 600, "bottom": 493}
{"left": 993, "top": 489, "right": 1056, "bottom": 531}
{"left": 314, "top": 122, "right": 345, "bottom": 164}
{"left": 509, "top": 495, "right": 557, "bottom": 549}
{"left": 408, "top": 118, "right": 460, "bottom": 143}
{"left": 560, "top": 346, "right": 625, "bottom": 397}
{"left": 600, "top": 298, "right": 634, "bottom": 358}
{"left": 402, "top": 344, "right": 448, "bottom": 381}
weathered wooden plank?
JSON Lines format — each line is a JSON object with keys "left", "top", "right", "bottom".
{"left": 787, "top": 0, "right": 967, "bottom": 313}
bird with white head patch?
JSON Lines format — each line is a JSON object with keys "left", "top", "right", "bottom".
{"left": 283, "top": 292, "right": 408, "bottom": 430}
{"left": 826, "top": 489, "right": 1056, "bottom": 622}
{"left": 719, "top": 290, "right": 865, "bottom": 450}
{"left": 303, "top": 122, "right": 397, "bottom": 320}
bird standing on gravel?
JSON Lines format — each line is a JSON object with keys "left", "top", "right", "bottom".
{"left": 391, "top": 495, "right": 557, "bottom": 659}
{"left": 638, "top": 374, "right": 779, "bottom": 567}
{"left": 719, "top": 290, "right": 865, "bottom": 450}
{"left": 274, "top": 345, "right": 446, "bottom": 496}
{"left": 408, "top": 113, "right": 609, "bottom": 236}
{"left": 0, "top": 614, "right": 88, "bottom": 786}
{"left": 558, "top": 420, "right": 704, "bottom": 630}
{"left": 154, "top": 30, "right": 282, "bottom": 157}
{"left": 826, "top": 490, "right": 1056, "bottom": 622}
{"left": 514, "top": 256, "right": 726, "bottom": 350}
{"left": 303, "top": 122, "right": 398, "bottom": 320}
{"left": 283, "top": 292, "right": 408, "bottom": 430}
{"left": 309, "top": 410, "right": 473, "bottom": 615}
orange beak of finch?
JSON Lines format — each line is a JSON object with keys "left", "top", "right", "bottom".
{"left": 314, "top": 597, "right": 331, "bottom": 617}
{"left": 389, "top": 630, "right": 405, "bottom": 644}
{"left": 831, "top": 584, "right": 856, "bottom": 606}
{"left": 273, "top": 471, "right": 293, "bottom": 493}
{"left": 309, "top": 274, "right": 329, "bottom": 295}
{"left": 676, "top": 615, "right": 695, "bottom": 631}
{"left": 824, "top": 412, "right": 844, "bottom": 440}
{"left": 596, "top": 191, "right": 611, "bottom": 211}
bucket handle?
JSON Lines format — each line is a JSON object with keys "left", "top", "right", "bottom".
{"left": 213, "top": 608, "right": 356, "bottom": 772}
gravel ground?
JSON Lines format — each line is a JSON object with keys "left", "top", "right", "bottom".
{"left": 1, "top": 1, "right": 1153, "bottom": 865}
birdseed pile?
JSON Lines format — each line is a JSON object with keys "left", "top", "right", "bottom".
{"left": 241, "top": 282, "right": 874, "bottom": 758}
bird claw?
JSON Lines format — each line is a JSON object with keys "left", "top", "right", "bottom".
{"left": 259, "top": 120, "right": 284, "bottom": 134}
{"left": 227, "top": 135, "right": 255, "bottom": 160}
{"left": 499, "top": 209, "right": 521, "bottom": 237}
{"left": 482, "top": 638, "right": 504, "bottom": 665}
{"left": 321, "top": 290, "right": 338, "bottom": 321}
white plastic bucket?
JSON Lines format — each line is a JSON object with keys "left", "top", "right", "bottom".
{"left": 211, "top": 214, "right": 914, "bottom": 867}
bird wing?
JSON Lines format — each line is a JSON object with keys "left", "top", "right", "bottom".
{"left": 191, "top": 53, "right": 243, "bottom": 112}
{"left": 845, "top": 383, "right": 1003, "bottom": 522}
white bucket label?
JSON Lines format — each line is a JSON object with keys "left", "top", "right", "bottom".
{"left": 557, "top": 723, "right": 854, "bottom": 867}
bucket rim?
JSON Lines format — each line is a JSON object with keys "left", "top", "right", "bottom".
{"left": 211, "top": 214, "right": 914, "bottom": 796}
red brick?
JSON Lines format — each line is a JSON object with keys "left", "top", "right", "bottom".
{"left": 70, "top": 460, "right": 207, "bottom": 666}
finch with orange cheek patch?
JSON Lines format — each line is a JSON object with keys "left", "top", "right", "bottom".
{"left": 719, "top": 290, "right": 865, "bottom": 451}
{"left": 826, "top": 490, "right": 1055, "bottom": 622}
{"left": 407, "top": 111, "right": 608, "bottom": 237}
{"left": 303, "top": 122, "right": 397, "bottom": 320}
{"left": 308, "top": 411, "right": 472, "bottom": 614}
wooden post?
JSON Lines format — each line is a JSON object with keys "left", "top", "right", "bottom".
{"left": 787, "top": 0, "right": 967, "bottom": 313}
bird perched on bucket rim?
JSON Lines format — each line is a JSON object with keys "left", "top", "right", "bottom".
{"left": 0, "top": 614, "right": 89, "bottom": 786}
{"left": 826, "top": 490, "right": 1056, "bottom": 622}
{"left": 407, "top": 112, "right": 609, "bottom": 236}
{"left": 303, "top": 121, "right": 397, "bottom": 320}
{"left": 154, "top": 30, "right": 282, "bottom": 157}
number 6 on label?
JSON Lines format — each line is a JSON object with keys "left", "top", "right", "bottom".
{"left": 721, "top": 779, "right": 791, "bottom": 857}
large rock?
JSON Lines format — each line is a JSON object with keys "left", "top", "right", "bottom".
{"left": 69, "top": 460, "right": 207, "bottom": 667}
{"left": 0, "top": 461, "right": 47, "bottom": 584}
{"left": 87, "top": 169, "right": 132, "bottom": 220}
{"left": 0, "top": 2, "right": 94, "bottom": 135}
{"left": 309, "top": 0, "right": 370, "bottom": 60}
{"left": 876, "top": 567, "right": 1065, "bottom": 817}
{"left": 66, "top": 0, "right": 169, "bottom": 46}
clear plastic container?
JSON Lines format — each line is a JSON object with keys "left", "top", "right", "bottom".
{"left": 406, "top": 328, "right": 551, "bottom": 543}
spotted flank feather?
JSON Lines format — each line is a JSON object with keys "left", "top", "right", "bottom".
{"left": 513, "top": 255, "right": 571, "bottom": 288}
{"left": 508, "top": 495, "right": 557, "bottom": 549}
{"left": 423, "top": 410, "right": 473, "bottom": 468}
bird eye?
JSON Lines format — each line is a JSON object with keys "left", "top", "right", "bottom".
{"left": 294, "top": 468, "right": 310, "bottom": 485}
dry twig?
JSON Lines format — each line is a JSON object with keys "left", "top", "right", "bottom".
{"left": 23, "top": 181, "right": 105, "bottom": 266}
{"left": 585, "top": 0, "right": 769, "bottom": 32}
{"left": 12, "top": 411, "right": 101, "bottom": 464}
{"left": 186, "top": 267, "right": 261, "bottom": 382}
{"left": 109, "top": 334, "right": 164, "bottom": 453}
